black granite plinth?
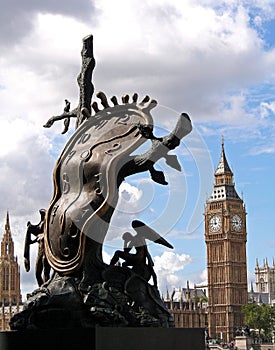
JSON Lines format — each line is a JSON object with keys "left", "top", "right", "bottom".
{"left": 0, "top": 327, "right": 205, "bottom": 350}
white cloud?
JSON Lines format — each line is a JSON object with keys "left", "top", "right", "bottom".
{"left": 0, "top": 130, "right": 54, "bottom": 216}
{"left": 154, "top": 251, "right": 192, "bottom": 292}
{"left": 260, "top": 101, "right": 275, "bottom": 118}
{"left": 118, "top": 182, "right": 143, "bottom": 206}
{"left": 1, "top": 1, "right": 274, "bottom": 144}
{"left": 0, "top": 0, "right": 95, "bottom": 46}
{"left": 197, "top": 268, "right": 208, "bottom": 287}
{"left": 104, "top": 181, "right": 145, "bottom": 246}
{"left": 154, "top": 251, "right": 192, "bottom": 273}
{"left": 90, "top": 1, "right": 274, "bottom": 114}
{"left": 102, "top": 250, "right": 112, "bottom": 265}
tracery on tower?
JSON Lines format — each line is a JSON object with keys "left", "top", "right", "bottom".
{"left": 0, "top": 212, "right": 22, "bottom": 331}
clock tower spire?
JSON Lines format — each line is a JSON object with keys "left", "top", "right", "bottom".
{"left": 205, "top": 140, "right": 248, "bottom": 342}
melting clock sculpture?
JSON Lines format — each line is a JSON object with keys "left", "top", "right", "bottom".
{"left": 10, "top": 34, "right": 192, "bottom": 330}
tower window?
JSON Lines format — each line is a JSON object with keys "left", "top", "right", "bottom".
{"left": 3, "top": 267, "right": 9, "bottom": 291}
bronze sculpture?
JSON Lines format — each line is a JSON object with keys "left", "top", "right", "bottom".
{"left": 24, "top": 209, "right": 51, "bottom": 286}
{"left": 110, "top": 220, "right": 173, "bottom": 287}
{"left": 10, "top": 34, "right": 192, "bottom": 330}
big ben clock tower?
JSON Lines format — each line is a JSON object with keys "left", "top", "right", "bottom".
{"left": 205, "top": 139, "right": 248, "bottom": 343}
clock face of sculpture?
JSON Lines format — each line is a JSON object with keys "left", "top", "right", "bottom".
{"left": 209, "top": 215, "right": 222, "bottom": 232}
{"left": 231, "top": 215, "right": 243, "bottom": 231}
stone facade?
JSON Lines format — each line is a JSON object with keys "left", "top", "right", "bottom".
{"left": 0, "top": 212, "right": 23, "bottom": 331}
{"left": 204, "top": 140, "right": 248, "bottom": 342}
{"left": 249, "top": 258, "right": 275, "bottom": 305}
{"left": 164, "top": 282, "right": 208, "bottom": 329}
{"left": 255, "top": 258, "right": 275, "bottom": 296}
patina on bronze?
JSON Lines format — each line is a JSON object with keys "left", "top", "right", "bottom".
{"left": 110, "top": 220, "right": 173, "bottom": 288}
{"left": 10, "top": 34, "right": 192, "bottom": 330}
{"left": 24, "top": 209, "right": 51, "bottom": 287}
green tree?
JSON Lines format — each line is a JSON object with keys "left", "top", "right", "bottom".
{"left": 242, "top": 304, "right": 275, "bottom": 337}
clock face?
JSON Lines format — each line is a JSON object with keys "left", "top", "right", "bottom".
{"left": 231, "top": 215, "right": 243, "bottom": 231}
{"left": 209, "top": 215, "right": 222, "bottom": 232}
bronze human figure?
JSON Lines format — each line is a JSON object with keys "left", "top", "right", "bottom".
{"left": 111, "top": 220, "right": 173, "bottom": 287}
{"left": 24, "top": 209, "right": 51, "bottom": 286}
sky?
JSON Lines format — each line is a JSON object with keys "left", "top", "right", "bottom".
{"left": 0, "top": 0, "right": 274, "bottom": 299}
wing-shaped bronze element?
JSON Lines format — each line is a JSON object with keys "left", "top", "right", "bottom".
{"left": 132, "top": 220, "right": 173, "bottom": 249}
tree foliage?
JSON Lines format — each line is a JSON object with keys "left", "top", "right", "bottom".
{"left": 242, "top": 304, "right": 275, "bottom": 336}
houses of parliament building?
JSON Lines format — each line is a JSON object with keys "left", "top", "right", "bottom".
{"left": 0, "top": 141, "right": 271, "bottom": 340}
{"left": 0, "top": 212, "right": 22, "bottom": 330}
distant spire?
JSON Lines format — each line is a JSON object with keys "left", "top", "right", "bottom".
{"left": 208, "top": 138, "right": 242, "bottom": 202}
{"left": 1, "top": 210, "right": 14, "bottom": 257}
{"left": 165, "top": 287, "right": 169, "bottom": 300}
{"left": 194, "top": 285, "right": 198, "bottom": 310}
{"left": 250, "top": 282, "right": 254, "bottom": 293}
{"left": 179, "top": 290, "right": 183, "bottom": 310}
{"left": 256, "top": 258, "right": 259, "bottom": 268}
{"left": 215, "top": 137, "right": 233, "bottom": 175}
{"left": 5, "top": 210, "right": 11, "bottom": 234}
{"left": 273, "top": 258, "right": 275, "bottom": 267}
{"left": 171, "top": 288, "right": 175, "bottom": 300}
{"left": 194, "top": 284, "right": 197, "bottom": 299}
{"left": 186, "top": 281, "right": 190, "bottom": 303}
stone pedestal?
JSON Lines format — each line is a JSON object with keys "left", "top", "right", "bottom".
{"left": 0, "top": 327, "right": 205, "bottom": 350}
{"left": 235, "top": 335, "right": 252, "bottom": 350}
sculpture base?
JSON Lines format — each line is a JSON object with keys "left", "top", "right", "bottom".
{"left": 10, "top": 271, "right": 174, "bottom": 330}
{"left": 234, "top": 335, "right": 253, "bottom": 350}
{"left": 0, "top": 327, "right": 205, "bottom": 350}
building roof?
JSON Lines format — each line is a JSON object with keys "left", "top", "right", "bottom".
{"left": 164, "top": 287, "right": 207, "bottom": 302}
{"left": 215, "top": 138, "right": 233, "bottom": 176}
{"left": 208, "top": 139, "right": 241, "bottom": 203}
{"left": 248, "top": 291, "right": 270, "bottom": 305}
